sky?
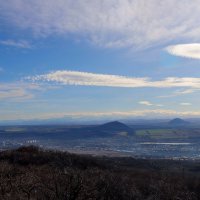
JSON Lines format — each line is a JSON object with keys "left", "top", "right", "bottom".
{"left": 1, "top": 0, "right": 200, "bottom": 122}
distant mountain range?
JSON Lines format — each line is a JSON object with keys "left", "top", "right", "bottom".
{"left": 0, "top": 117, "right": 197, "bottom": 127}
{"left": 0, "top": 121, "right": 134, "bottom": 141}
{"left": 0, "top": 119, "right": 199, "bottom": 144}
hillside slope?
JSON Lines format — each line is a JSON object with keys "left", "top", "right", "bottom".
{"left": 0, "top": 146, "right": 199, "bottom": 199}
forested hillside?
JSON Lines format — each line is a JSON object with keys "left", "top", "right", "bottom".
{"left": 0, "top": 146, "right": 200, "bottom": 200}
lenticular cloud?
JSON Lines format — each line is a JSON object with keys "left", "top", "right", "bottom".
{"left": 27, "top": 70, "right": 200, "bottom": 89}
{"left": 166, "top": 43, "right": 200, "bottom": 59}
{"left": 28, "top": 70, "right": 150, "bottom": 88}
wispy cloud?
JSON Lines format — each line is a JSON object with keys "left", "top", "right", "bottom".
{"left": 0, "top": 40, "right": 32, "bottom": 49}
{"left": 1, "top": 1, "right": 200, "bottom": 49}
{"left": 27, "top": 70, "right": 200, "bottom": 89}
{"left": 166, "top": 43, "right": 200, "bottom": 59}
{"left": 0, "top": 83, "right": 41, "bottom": 100}
{"left": 158, "top": 89, "right": 199, "bottom": 98}
{"left": 175, "top": 89, "right": 198, "bottom": 95}
{"left": 139, "top": 101, "right": 163, "bottom": 107}
{"left": 180, "top": 103, "right": 192, "bottom": 106}
{"left": 27, "top": 70, "right": 149, "bottom": 88}
{"left": 2, "top": 109, "right": 200, "bottom": 121}
{"left": 139, "top": 101, "right": 153, "bottom": 106}
{"left": 42, "top": 109, "right": 200, "bottom": 119}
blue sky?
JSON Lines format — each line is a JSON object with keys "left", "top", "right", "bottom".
{"left": 1, "top": 0, "right": 200, "bottom": 121}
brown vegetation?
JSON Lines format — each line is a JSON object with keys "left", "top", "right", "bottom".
{"left": 0, "top": 146, "right": 199, "bottom": 199}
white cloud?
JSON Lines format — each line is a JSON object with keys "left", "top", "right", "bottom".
{"left": 0, "top": 83, "right": 41, "bottom": 100}
{"left": 156, "top": 104, "right": 164, "bottom": 107}
{"left": 166, "top": 43, "right": 200, "bottom": 59}
{"left": 158, "top": 89, "right": 199, "bottom": 98}
{"left": 27, "top": 70, "right": 149, "bottom": 88}
{"left": 175, "top": 89, "right": 197, "bottom": 95}
{"left": 1, "top": 109, "right": 200, "bottom": 121}
{"left": 1, "top": 0, "right": 200, "bottom": 49}
{"left": 139, "top": 101, "right": 153, "bottom": 106}
{"left": 139, "top": 101, "right": 163, "bottom": 107}
{"left": 180, "top": 103, "right": 192, "bottom": 106}
{"left": 0, "top": 40, "right": 32, "bottom": 49}
{"left": 45, "top": 109, "right": 200, "bottom": 119}
{"left": 27, "top": 70, "right": 200, "bottom": 89}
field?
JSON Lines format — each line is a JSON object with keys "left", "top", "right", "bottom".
{"left": 135, "top": 128, "right": 200, "bottom": 139}
{"left": 1, "top": 125, "right": 200, "bottom": 159}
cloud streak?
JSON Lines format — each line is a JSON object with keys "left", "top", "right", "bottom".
{"left": 166, "top": 43, "right": 200, "bottom": 59}
{"left": 2, "top": 109, "right": 200, "bottom": 121}
{"left": 27, "top": 70, "right": 200, "bottom": 89}
{"left": 0, "top": 40, "right": 32, "bottom": 49}
{"left": 180, "top": 103, "right": 192, "bottom": 106}
{"left": 1, "top": 0, "right": 200, "bottom": 49}
{"left": 0, "top": 83, "right": 41, "bottom": 100}
{"left": 158, "top": 89, "right": 200, "bottom": 98}
{"left": 139, "top": 101, "right": 153, "bottom": 106}
{"left": 139, "top": 101, "right": 163, "bottom": 107}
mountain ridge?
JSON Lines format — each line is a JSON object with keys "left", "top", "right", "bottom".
{"left": 168, "top": 118, "right": 190, "bottom": 126}
{"left": 96, "top": 121, "right": 132, "bottom": 132}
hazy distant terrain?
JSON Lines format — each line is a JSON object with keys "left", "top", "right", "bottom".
{"left": 1, "top": 119, "right": 200, "bottom": 159}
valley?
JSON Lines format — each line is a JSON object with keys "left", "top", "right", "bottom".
{"left": 1, "top": 119, "right": 200, "bottom": 160}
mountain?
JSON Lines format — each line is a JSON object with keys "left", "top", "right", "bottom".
{"left": 0, "top": 121, "right": 134, "bottom": 141}
{"left": 168, "top": 118, "right": 190, "bottom": 126}
{"left": 96, "top": 121, "right": 132, "bottom": 132}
